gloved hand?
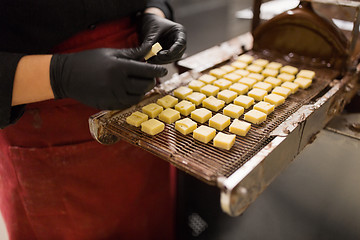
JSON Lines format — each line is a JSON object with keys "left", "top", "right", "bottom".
{"left": 138, "top": 13, "right": 187, "bottom": 64}
{"left": 50, "top": 47, "right": 168, "bottom": 110}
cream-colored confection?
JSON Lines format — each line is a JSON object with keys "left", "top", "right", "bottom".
{"left": 266, "top": 62, "right": 282, "bottom": 70}
{"left": 223, "top": 104, "right": 244, "bottom": 119}
{"left": 280, "top": 65, "right": 298, "bottom": 75}
{"left": 157, "top": 95, "right": 178, "bottom": 108}
{"left": 253, "top": 101, "right": 275, "bottom": 115}
{"left": 202, "top": 96, "right": 225, "bottom": 112}
{"left": 253, "top": 59, "right": 269, "bottom": 67}
{"left": 262, "top": 68, "right": 278, "bottom": 78}
{"left": 233, "top": 69, "right": 250, "bottom": 77}
{"left": 231, "top": 61, "right": 247, "bottom": 69}
{"left": 126, "top": 111, "right": 148, "bottom": 127}
{"left": 217, "top": 89, "right": 238, "bottom": 104}
{"left": 229, "top": 83, "right": 249, "bottom": 95}
{"left": 247, "top": 73, "right": 264, "bottom": 82}
{"left": 198, "top": 74, "right": 217, "bottom": 84}
{"left": 193, "top": 125, "right": 216, "bottom": 144}
{"left": 209, "top": 113, "right": 231, "bottom": 131}
{"left": 244, "top": 109, "right": 267, "bottom": 124}
{"left": 141, "top": 119, "right": 165, "bottom": 135}
{"left": 209, "top": 68, "right": 227, "bottom": 78}
{"left": 294, "top": 77, "right": 312, "bottom": 89}
{"left": 158, "top": 108, "right": 180, "bottom": 124}
{"left": 174, "top": 86, "right": 193, "bottom": 99}
{"left": 224, "top": 73, "right": 242, "bottom": 83}
{"left": 246, "top": 64, "right": 263, "bottom": 74}
{"left": 213, "top": 132, "right": 236, "bottom": 150}
{"left": 237, "top": 54, "right": 254, "bottom": 64}
{"left": 175, "top": 118, "right": 197, "bottom": 135}
{"left": 213, "top": 79, "right": 232, "bottom": 90}
{"left": 253, "top": 82, "right": 272, "bottom": 92}
{"left": 200, "top": 84, "right": 220, "bottom": 97}
{"left": 220, "top": 65, "right": 236, "bottom": 74}
{"left": 186, "top": 92, "right": 206, "bottom": 106}
{"left": 144, "top": 42, "right": 162, "bottom": 61}
{"left": 188, "top": 80, "right": 206, "bottom": 92}
{"left": 297, "top": 69, "right": 315, "bottom": 79}
{"left": 142, "top": 103, "right": 163, "bottom": 118}
{"left": 272, "top": 86, "right": 291, "bottom": 98}
{"left": 264, "top": 93, "right": 285, "bottom": 107}
{"left": 234, "top": 95, "right": 254, "bottom": 109}
{"left": 281, "top": 81, "right": 299, "bottom": 94}
{"left": 264, "top": 76, "right": 282, "bottom": 87}
{"left": 229, "top": 119, "right": 251, "bottom": 136}
{"left": 191, "top": 108, "right": 212, "bottom": 124}
{"left": 238, "top": 77, "right": 257, "bottom": 88}
{"left": 248, "top": 88, "right": 268, "bottom": 101}
{"left": 175, "top": 100, "right": 196, "bottom": 116}
{"left": 277, "top": 73, "right": 295, "bottom": 82}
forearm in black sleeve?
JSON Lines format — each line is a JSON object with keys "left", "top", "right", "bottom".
{"left": 146, "top": 0, "right": 173, "bottom": 20}
{"left": 0, "top": 52, "right": 26, "bottom": 129}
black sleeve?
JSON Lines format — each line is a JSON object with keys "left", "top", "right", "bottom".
{"left": 0, "top": 52, "right": 26, "bottom": 129}
{"left": 146, "top": 0, "right": 173, "bottom": 20}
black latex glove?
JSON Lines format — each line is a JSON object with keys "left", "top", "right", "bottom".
{"left": 138, "top": 13, "right": 186, "bottom": 64}
{"left": 50, "top": 47, "right": 168, "bottom": 110}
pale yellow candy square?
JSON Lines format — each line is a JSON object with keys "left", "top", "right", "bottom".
{"left": 144, "top": 42, "right": 162, "bottom": 61}
{"left": 281, "top": 81, "right": 299, "bottom": 94}
{"left": 253, "top": 101, "right": 275, "bottom": 115}
{"left": 213, "top": 79, "right": 232, "bottom": 90}
{"left": 174, "top": 86, "right": 193, "bottom": 99}
{"left": 202, "top": 96, "right": 225, "bottom": 112}
{"left": 264, "top": 77, "right": 282, "bottom": 87}
{"left": 188, "top": 80, "right": 205, "bottom": 92}
{"left": 294, "top": 77, "right": 312, "bottom": 89}
{"left": 280, "top": 65, "right": 298, "bottom": 75}
{"left": 229, "top": 119, "right": 251, "bottom": 136}
{"left": 158, "top": 108, "right": 180, "bottom": 124}
{"left": 209, "top": 68, "right": 226, "bottom": 78}
{"left": 244, "top": 109, "right": 267, "bottom": 124}
{"left": 266, "top": 62, "right": 282, "bottom": 70}
{"left": 272, "top": 86, "right": 291, "bottom": 98}
{"left": 209, "top": 113, "right": 231, "bottom": 131}
{"left": 126, "top": 111, "right": 148, "bottom": 127}
{"left": 233, "top": 69, "right": 250, "bottom": 77}
{"left": 229, "top": 83, "right": 249, "bottom": 95}
{"left": 253, "top": 82, "right": 272, "bottom": 92}
{"left": 191, "top": 108, "right": 212, "bottom": 123}
{"left": 175, "top": 100, "right": 196, "bottom": 116}
{"left": 238, "top": 77, "right": 257, "bottom": 88}
{"left": 297, "top": 70, "right": 315, "bottom": 79}
{"left": 234, "top": 95, "right": 254, "bottom": 109}
{"left": 217, "top": 89, "right": 238, "bottom": 104}
{"left": 198, "top": 74, "right": 217, "bottom": 84}
{"left": 253, "top": 59, "right": 269, "bottom": 67}
{"left": 141, "top": 119, "right": 165, "bottom": 135}
{"left": 248, "top": 88, "right": 267, "bottom": 101}
{"left": 142, "top": 103, "right": 163, "bottom": 118}
{"left": 186, "top": 92, "right": 206, "bottom": 106}
{"left": 231, "top": 61, "right": 247, "bottom": 69}
{"left": 193, "top": 125, "right": 216, "bottom": 144}
{"left": 237, "top": 54, "right": 254, "bottom": 64}
{"left": 220, "top": 65, "right": 236, "bottom": 74}
{"left": 262, "top": 68, "right": 278, "bottom": 77}
{"left": 200, "top": 84, "right": 220, "bottom": 97}
{"left": 175, "top": 118, "right": 197, "bottom": 135}
{"left": 264, "top": 93, "right": 285, "bottom": 107}
{"left": 223, "top": 104, "right": 244, "bottom": 119}
{"left": 278, "top": 73, "right": 295, "bottom": 82}
{"left": 224, "top": 73, "right": 241, "bottom": 83}
{"left": 248, "top": 73, "right": 264, "bottom": 82}
{"left": 157, "top": 95, "right": 178, "bottom": 108}
{"left": 213, "top": 132, "right": 236, "bottom": 150}
{"left": 246, "top": 64, "right": 263, "bottom": 73}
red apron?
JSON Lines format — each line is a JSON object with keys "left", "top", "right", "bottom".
{"left": 0, "top": 18, "right": 176, "bottom": 240}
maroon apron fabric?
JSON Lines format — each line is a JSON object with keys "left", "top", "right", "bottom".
{"left": 0, "top": 18, "right": 176, "bottom": 240}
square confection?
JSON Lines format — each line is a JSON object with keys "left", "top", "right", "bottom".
{"left": 223, "top": 104, "right": 244, "bottom": 119}
{"left": 280, "top": 65, "right": 298, "bottom": 75}
{"left": 248, "top": 88, "right": 268, "bottom": 101}
{"left": 198, "top": 74, "right": 217, "bottom": 84}
{"left": 253, "top": 101, "right": 275, "bottom": 115}
{"left": 233, "top": 69, "right": 250, "bottom": 77}
{"left": 188, "top": 80, "right": 205, "bottom": 92}
{"left": 174, "top": 86, "right": 193, "bottom": 99}
{"left": 217, "top": 89, "right": 238, "bottom": 104}
{"left": 264, "top": 93, "right": 285, "bottom": 107}
{"left": 244, "top": 109, "right": 267, "bottom": 124}
{"left": 175, "top": 118, "right": 197, "bottom": 135}
{"left": 272, "top": 86, "right": 291, "bottom": 98}
{"left": 175, "top": 100, "right": 196, "bottom": 116}
{"left": 200, "top": 84, "right": 220, "bottom": 97}
{"left": 141, "top": 119, "right": 165, "bottom": 135}
{"left": 213, "top": 132, "right": 236, "bottom": 150}
{"left": 234, "top": 95, "right": 254, "bottom": 109}
{"left": 229, "top": 83, "right": 249, "bottom": 95}
{"left": 262, "top": 68, "right": 278, "bottom": 78}
{"left": 294, "top": 77, "right": 312, "bottom": 89}
{"left": 158, "top": 108, "right": 180, "bottom": 124}
{"left": 224, "top": 73, "right": 242, "bottom": 83}
{"left": 213, "top": 79, "right": 232, "bottom": 90}
{"left": 191, "top": 108, "right": 212, "bottom": 124}
{"left": 281, "top": 81, "right": 299, "bottom": 94}
{"left": 157, "top": 95, "right": 178, "bottom": 108}
{"left": 253, "top": 82, "right": 272, "bottom": 92}
{"left": 238, "top": 77, "right": 257, "bottom": 88}
{"left": 220, "top": 65, "right": 236, "bottom": 74}
{"left": 237, "top": 54, "right": 254, "bottom": 64}
{"left": 278, "top": 73, "right": 295, "bottom": 82}
{"left": 193, "top": 125, "right": 216, "bottom": 144}
{"left": 126, "top": 111, "right": 148, "bottom": 127}
{"left": 231, "top": 61, "right": 247, "bottom": 69}
{"left": 264, "top": 77, "right": 282, "bottom": 87}
{"left": 266, "top": 62, "right": 282, "bottom": 70}
{"left": 186, "top": 92, "right": 206, "bottom": 106}
{"left": 297, "top": 69, "right": 315, "bottom": 79}
{"left": 229, "top": 119, "right": 251, "bottom": 136}
{"left": 252, "top": 59, "right": 269, "bottom": 68}
{"left": 209, "top": 113, "right": 231, "bottom": 131}
{"left": 202, "top": 96, "right": 225, "bottom": 112}
{"left": 209, "top": 68, "right": 227, "bottom": 78}
{"left": 248, "top": 73, "right": 264, "bottom": 82}
{"left": 142, "top": 103, "right": 163, "bottom": 118}
{"left": 246, "top": 64, "right": 263, "bottom": 74}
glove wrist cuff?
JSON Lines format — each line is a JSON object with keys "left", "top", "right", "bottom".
{"left": 50, "top": 54, "right": 66, "bottom": 99}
